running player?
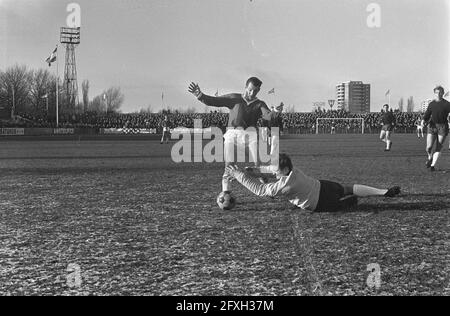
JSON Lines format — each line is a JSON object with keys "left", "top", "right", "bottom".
{"left": 415, "top": 116, "right": 424, "bottom": 138}
{"left": 160, "top": 115, "right": 171, "bottom": 144}
{"left": 421, "top": 86, "right": 450, "bottom": 171}
{"left": 188, "top": 77, "right": 277, "bottom": 194}
{"left": 225, "top": 153, "right": 401, "bottom": 212}
{"left": 380, "top": 104, "right": 396, "bottom": 151}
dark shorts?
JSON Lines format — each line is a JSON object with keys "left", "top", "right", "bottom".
{"left": 314, "top": 180, "right": 345, "bottom": 213}
{"left": 427, "top": 124, "right": 449, "bottom": 137}
{"left": 381, "top": 124, "right": 394, "bottom": 132}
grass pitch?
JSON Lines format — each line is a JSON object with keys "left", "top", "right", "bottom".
{"left": 0, "top": 134, "right": 448, "bottom": 296}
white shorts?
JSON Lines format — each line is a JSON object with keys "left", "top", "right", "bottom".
{"left": 223, "top": 129, "right": 258, "bottom": 146}
{"left": 223, "top": 129, "right": 258, "bottom": 164}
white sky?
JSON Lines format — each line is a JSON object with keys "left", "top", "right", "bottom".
{"left": 1, "top": 0, "right": 449, "bottom": 112}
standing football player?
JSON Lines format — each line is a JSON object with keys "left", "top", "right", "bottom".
{"left": 160, "top": 115, "right": 171, "bottom": 144}
{"left": 421, "top": 86, "right": 450, "bottom": 171}
{"left": 380, "top": 104, "right": 396, "bottom": 151}
{"left": 271, "top": 102, "right": 284, "bottom": 158}
{"left": 415, "top": 116, "right": 424, "bottom": 138}
{"left": 260, "top": 102, "right": 284, "bottom": 174}
{"left": 188, "top": 77, "right": 277, "bottom": 194}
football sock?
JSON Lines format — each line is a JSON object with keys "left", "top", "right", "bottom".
{"left": 386, "top": 140, "right": 391, "bottom": 149}
{"left": 431, "top": 152, "right": 441, "bottom": 167}
{"left": 353, "top": 184, "right": 388, "bottom": 197}
{"left": 222, "top": 174, "right": 232, "bottom": 192}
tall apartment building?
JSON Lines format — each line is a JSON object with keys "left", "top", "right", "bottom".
{"left": 421, "top": 99, "right": 432, "bottom": 113}
{"left": 336, "top": 81, "right": 371, "bottom": 113}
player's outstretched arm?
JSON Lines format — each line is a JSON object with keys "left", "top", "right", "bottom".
{"left": 226, "top": 165, "right": 284, "bottom": 198}
{"left": 188, "top": 82, "right": 236, "bottom": 109}
{"left": 245, "top": 166, "right": 277, "bottom": 178}
{"left": 188, "top": 82, "right": 202, "bottom": 98}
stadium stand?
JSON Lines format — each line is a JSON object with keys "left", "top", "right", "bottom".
{"left": 0, "top": 109, "right": 423, "bottom": 134}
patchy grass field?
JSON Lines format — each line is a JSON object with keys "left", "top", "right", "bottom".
{"left": 0, "top": 134, "right": 449, "bottom": 296}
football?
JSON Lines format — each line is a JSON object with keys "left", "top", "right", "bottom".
{"left": 216, "top": 192, "right": 236, "bottom": 211}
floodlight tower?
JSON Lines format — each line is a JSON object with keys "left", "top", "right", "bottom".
{"left": 60, "top": 27, "right": 80, "bottom": 113}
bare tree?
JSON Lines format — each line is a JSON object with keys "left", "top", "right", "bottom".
{"left": 183, "top": 106, "right": 197, "bottom": 114}
{"left": 103, "top": 87, "right": 124, "bottom": 113}
{"left": 139, "top": 105, "right": 153, "bottom": 114}
{"left": 81, "top": 80, "right": 89, "bottom": 112}
{"left": 29, "top": 68, "right": 52, "bottom": 114}
{"left": 398, "top": 98, "right": 404, "bottom": 112}
{"left": 287, "top": 105, "right": 296, "bottom": 113}
{"left": 407, "top": 96, "right": 415, "bottom": 113}
{"left": 89, "top": 95, "right": 104, "bottom": 113}
{"left": 0, "top": 65, "right": 31, "bottom": 117}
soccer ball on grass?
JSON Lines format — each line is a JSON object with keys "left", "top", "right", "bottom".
{"left": 216, "top": 192, "right": 236, "bottom": 211}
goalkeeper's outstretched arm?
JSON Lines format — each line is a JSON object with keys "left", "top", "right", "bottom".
{"left": 226, "top": 166, "right": 284, "bottom": 198}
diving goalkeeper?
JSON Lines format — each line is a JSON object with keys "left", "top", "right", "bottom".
{"left": 225, "top": 153, "right": 401, "bottom": 212}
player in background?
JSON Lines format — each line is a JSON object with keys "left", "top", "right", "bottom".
{"left": 380, "top": 104, "right": 396, "bottom": 151}
{"left": 160, "top": 115, "right": 171, "bottom": 144}
{"left": 331, "top": 121, "right": 336, "bottom": 135}
{"left": 259, "top": 102, "right": 284, "bottom": 174}
{"left": 226, "top": 154, "right": 401, "bottom": 212}
{"left": 421, "top": 86, "right": 450, "bottom": 171}
{"left": 260, "top": 110, "right": 271, "bottom": 147}
{"left": 415, "top": 116, "right": 424, "bottom": 138}
{"left": 188, "top": 77, "right": 277, "bottom": 194}
{"left": 270, "top": 102, "right": 284, "bottom": 158}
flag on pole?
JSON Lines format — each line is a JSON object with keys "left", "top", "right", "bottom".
{"left": 45, "top": 47, "right": 57, "bottom": 67}
{"left": 268, "top": 88, "right": 275, "bottom": 95}
{"left": 385, "top": 89, "right": 390, "bottom": 96}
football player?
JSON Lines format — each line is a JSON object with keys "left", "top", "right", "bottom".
{"left": 421, "top": 86, "right": 450, "bottom": 171}
{"left": 189, "top": 78, "right": 277, "bottom": 194}
{"left": 225, "top": 154, "right": 401, "bottom": 212}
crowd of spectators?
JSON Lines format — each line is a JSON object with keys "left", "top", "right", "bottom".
{"left": 1, "top": 109, "right": 424, "bottom": 134}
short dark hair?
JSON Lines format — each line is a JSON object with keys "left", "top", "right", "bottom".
{"left": 246, "top": 77, "right": 263, "bottom": 88}
{"left": 279, "top": 153, "right": 293, "bottom": 173}
{"left": 434, "top": 86, "right": 444, "bottom": 94}
{"left": 383, "top": 104, "right": 389, "bottom": 108}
